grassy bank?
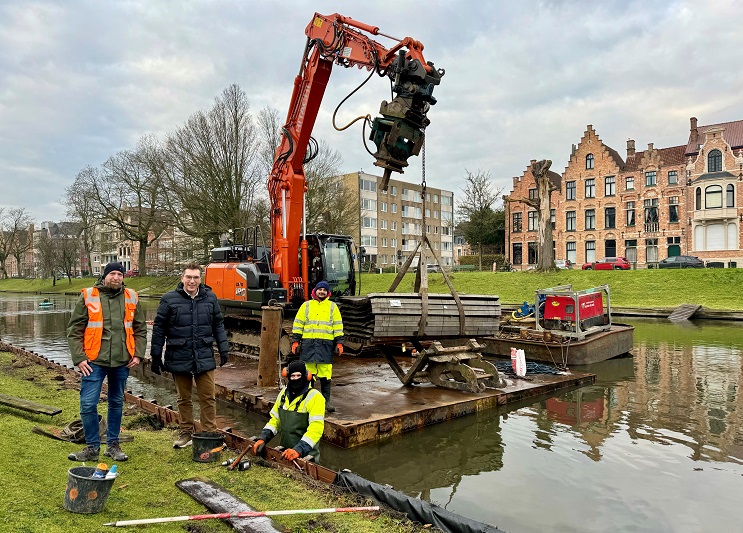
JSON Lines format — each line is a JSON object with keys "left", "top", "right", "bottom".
{"left": 0, "top": 351, "right": 426, "bottom": 533}
{"left": 2, "top": 268, "right": 742, "bottom": 310}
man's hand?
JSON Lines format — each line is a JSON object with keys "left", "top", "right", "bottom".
{"left": 126, "top": 356, "right": 141, "bottom": 369}
{"left": 220, "top": 352, "right": 229, "bottom": 367}
{"left": 77, "top": 360, "right": 93, "bottom": 376}
{"left": 150, "top": 357, "right": 162, "bottom": 375}
{"left": 291, "top": 342, "right": 299, "bottom": 354}
{"left": 252, "top": 439, "right": 266, "bottom": 457}
{"left": 336, "top": 343, "right": 343, "bottom": 355}
{"left": 282, "top": 448, "right": 300, "bottom": 462}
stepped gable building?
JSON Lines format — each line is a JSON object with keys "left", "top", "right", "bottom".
{"left": 505, "top": 117, "right": 743, "bottom": 269}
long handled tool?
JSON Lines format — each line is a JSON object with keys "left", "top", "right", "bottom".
{"left": 226, "top": 442, "right": 252, "bottom": 471}
{"left": 103, "top": 506, "right": 380, "bottom": 527}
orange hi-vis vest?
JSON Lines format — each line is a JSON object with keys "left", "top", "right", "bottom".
{"left": 82, "top": 287, "right": 139, "bottom": 360}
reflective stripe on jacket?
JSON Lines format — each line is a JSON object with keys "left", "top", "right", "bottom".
{"left": 82, "top": 287, "right": 138, "bottom": 360}
{"left": 264, "top": 387, "right": 325, "bottom": 459}
{"left": 292, "top": 299, "right": 343, "bottom": 365}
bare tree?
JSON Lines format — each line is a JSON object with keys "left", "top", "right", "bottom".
{"left": 82, "top": 136, "right": 169, "bottom": 273}
{"left": 503, "top": 159, "right": 561, "bottom": 271}
{"left": 35, "top": 229, "right": 62, "bottom": 285}
{"left": 305, "top": 141, "right": 356, "bottom": 235}
{"left": 10, "top": 225, "right": 34, "bottom": 278}
{"left": 163, "top": 84, "right": 263, "bottom": 249}
{"left": 0, "top": 207, "right": 33, "bottom": 278}
{"left": 65, "top": 166, "right": 104, "bottom": 275}
{"left": 456, "top": 170, "right": 504, "bottom": 270}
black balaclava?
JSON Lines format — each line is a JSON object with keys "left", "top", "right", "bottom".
{"left": 286, "top": 360, "right": 309, "bottom": 400}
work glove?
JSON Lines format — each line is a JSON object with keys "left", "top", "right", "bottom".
{"left": 252, "top": 439, "right": 266, "bottom": 457}
{"left": 336, "top": 343, "right": 343, "bottom": 355}
{"left": 281, "top": 448, "right": 300, "bottom": 462}
{"left": 219, "top": 352, "right": 229, "bottom": 367}
{"left": 150, "top": 357, "right": 162, "bottom": 375}
{"left": 291, "top": 342, "right": 299, "bottom": 354}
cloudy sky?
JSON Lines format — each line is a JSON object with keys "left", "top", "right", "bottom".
{"left": 1, "top": 0, "right": 741, "bottom": 223}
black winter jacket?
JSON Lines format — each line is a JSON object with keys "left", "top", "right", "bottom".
{"left": 150, "top": 283, "right": 229, "bottom": 375}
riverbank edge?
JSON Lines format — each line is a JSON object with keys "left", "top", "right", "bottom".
{"left": 5, "top": 288, "right": 742, "bottom": 321}
{"left": 0, "top": 348, "right": 439, "bottom": 533}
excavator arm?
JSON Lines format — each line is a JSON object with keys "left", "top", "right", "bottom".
{"left": 269, "top": 12, "right": 444, "bottom": 301}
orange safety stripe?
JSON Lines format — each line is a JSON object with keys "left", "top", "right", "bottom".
{"left": 82, "top": 287, "right": 139, "bottom": 360}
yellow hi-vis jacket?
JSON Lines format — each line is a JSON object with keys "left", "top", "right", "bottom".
{"left": 291, "top": 299, "right": 343, "bottom": 364}
{"left": 264, "top": 386, "right": 325, "bottom": 459}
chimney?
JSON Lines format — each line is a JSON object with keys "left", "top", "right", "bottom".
{"left": 571, "top": 144, "right": 577, "bottom": 156}
{"left": 627, "top": 139, "right": 635, "bottom": 157}
{"left": 647, "top": 142, "right": 654, "bottom": 152}
{"left": 690, "top": 117, "right": 698, "bottom": 145}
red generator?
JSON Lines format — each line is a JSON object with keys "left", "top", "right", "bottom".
{"left": 542, "top": 291, "right": 605, "bottom": 331}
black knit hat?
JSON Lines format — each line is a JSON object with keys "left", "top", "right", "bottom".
{"left": 286, "top": 360, "right": 307, "bottom": 379}
{"left": 103, "top": 262, "right": 125, "bottom": 278}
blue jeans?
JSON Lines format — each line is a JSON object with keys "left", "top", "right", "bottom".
{"left": 80, "top": 363, "right": 130, "bottom": 448}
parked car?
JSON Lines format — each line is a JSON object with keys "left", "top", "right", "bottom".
{"left": 124, "top": 269, "right": 139, "bottom": 278}
{"left": 426, "top": 264, "right": 442, "bottom": 273}
{"left": 582, "top": 257, "right": 632, "bottom": 270}
{"left": 554, "top": 259, "right": 572, "bottom": 269}
{"left": 657, "top": 255, "right": 705, "bottom": 269}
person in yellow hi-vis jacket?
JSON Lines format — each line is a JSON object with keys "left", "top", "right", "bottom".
{"left": 290, "top": 280, "right": 343, "bottom": 412}
{"left": 252, "top": 360, "right": 325, "bottom": 461}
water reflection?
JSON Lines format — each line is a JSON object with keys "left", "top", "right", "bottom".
{"left": 3, "top": 294, "right": 743, "bottom": 531}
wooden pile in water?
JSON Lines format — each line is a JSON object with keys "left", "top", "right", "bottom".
{"left": 339, "top": 293, "right": 500, "bottom": 340}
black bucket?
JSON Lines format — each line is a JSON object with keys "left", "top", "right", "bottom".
{"left": 64, "top": 466, "right": 116, "bottom": 514}
{"left": 192, "top": 432, "right": 224, "bottom": 463}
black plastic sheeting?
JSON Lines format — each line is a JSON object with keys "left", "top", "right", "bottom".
{"left": 334, "top": 470, "right": 505, "bottom": 533}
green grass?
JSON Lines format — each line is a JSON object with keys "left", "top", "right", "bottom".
{"left": 0, "top": 351, "right": 425, "bottom": 533}
{"left": 356, "top": 268, "right": 743, "bottom": 310}
{"left": 3, "top": 268, "right": 743, "bottom": 310}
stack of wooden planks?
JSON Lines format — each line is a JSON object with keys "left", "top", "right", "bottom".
{"left": 339, "top": 293, "right": 500, "bottom": 341}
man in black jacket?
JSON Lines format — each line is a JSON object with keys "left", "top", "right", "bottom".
{"left": 150, "top": 262, "right": 229, "bottom": 448}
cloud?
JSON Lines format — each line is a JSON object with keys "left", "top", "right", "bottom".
{"left": 1, "top": 0, "right": 742, "bottom": 222}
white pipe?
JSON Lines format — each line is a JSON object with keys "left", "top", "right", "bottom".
{"left": 282, "top": 189, "right": 287, "bottom": 239}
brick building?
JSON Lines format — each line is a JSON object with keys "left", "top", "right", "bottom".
{"left": 506, "top": 117, "right": 743, "bottom": 269}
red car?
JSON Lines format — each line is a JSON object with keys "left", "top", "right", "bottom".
{"left": 124, "top": 269, "right": 139, "bottom": 278}
{"left": 582, "top": 257, "right": 631, "bottom": 270}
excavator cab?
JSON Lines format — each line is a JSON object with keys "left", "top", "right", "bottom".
{"left": 298, "top": 234, "right": 356, "bottom": 307}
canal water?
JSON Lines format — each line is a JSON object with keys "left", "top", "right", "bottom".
{"left": 1, "top": 292, "right": 742, "bottom": 532}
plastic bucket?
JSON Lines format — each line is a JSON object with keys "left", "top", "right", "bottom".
{"left": 64, "top": 466, "right": 115, "bottom": 514}
{"left": 192, "top": 432, "right": 224, "bottom": 463}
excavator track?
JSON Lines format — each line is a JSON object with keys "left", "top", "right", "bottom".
{"left": 223, "top": 314, "right": 294, "bottom": 360}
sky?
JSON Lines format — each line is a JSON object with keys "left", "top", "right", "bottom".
{"left": 1, "top": 0, "right": 742, "bottom": 223}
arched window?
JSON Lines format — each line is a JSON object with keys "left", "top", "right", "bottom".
{"left": 695, "top": 187, "right": 702, "bottom": 210}
{"left": 727, "top": 184, "right": 735, "bottom": 207}
{"left": 586, "top": 154, "right": 594, "bottom": 170}
{"left": 705, "top": 185, "right": 722, "bottom": 208}
{"left": 708, "top": 149, "right": 722, "bottom": 172}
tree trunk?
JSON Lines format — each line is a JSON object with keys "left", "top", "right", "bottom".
{"left": 138, "top": 239, "right": 148, "bottom": 275}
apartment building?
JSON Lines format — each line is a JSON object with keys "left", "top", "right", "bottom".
{"left": 340, "top": 171, "right": 455, "bottom": 269}
{"left": 506, "top": 117, "right": 743, "bottom": 269}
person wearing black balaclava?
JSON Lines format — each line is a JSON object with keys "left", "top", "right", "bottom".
{"left": 252, "top": 360, "right": 326, "bottom": 462}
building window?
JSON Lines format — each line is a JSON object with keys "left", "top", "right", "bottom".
{"left": 669, "top": 197, "right": 679, "bottom": 223}
{"left": 726, "top": 184, "right": 735, "bottom": 207}
{"left": 402, "top": 205, "right": 410, "bottom": 217}
{"left": 668, "top": 170, "right": 678, "bottom": 184}
{"left": 625, "top": 239, "right": 637, "bottom": 263}
{"left": 381, "top": 202, "right": 387, "bottom": 212}
{"left": 434, "top": 226, "right": 438, "bottom": 234}
{"left": 360, "top": 179, "right": 376, "bottom": 192}
{"left": 605, "top": 207, "right": 616, "bottom": 228}
{"left": 605, "top": 175, "right": 615, "bottom": 196}
{"left": 391, "top": 204, "right": 397, "bottom": 213}
{"left": 645, "top": 171, "right": 657, "bottom": 186}
{"left": 550, "top": 209, "right": 556, "bottom": 230}
{"left": 512, "top": 243, "right": 522, "bottom": 265}
{"left": 441, "top": 195, "right": 452, "bottom": 206}
{"left": 380, "top": 220, "right": 387, "bottom": 230}
{"left": 566, "top": 241, "right": 576, "bottom": 264}
{"left": 695, "top": 187, "right": 702, "bottom": 210}
{"left": 585, "top": 179, "right": 595, "bottom": 198}
{"left": 362, "top": 217, "right": 377, "bottom": 229}
{"left": 381, "top": 237, "right": 388, "bottom": 247}
{"left": 434, "top": 210, "right": 439, "bottom": 219}
{"left": 528, "top": 211, "right": 538, "bottom": 231}
{"left": 705, "top": 185, "right": 722, "bottom": 209}
{"left": 391, "top": 238, "right": 397, "bottom": 248}
{"left": 360, "top": 235, "right": 377, "bottom": 246}
{"left": 646, "top": 238, "right": 658, "bottom": 263}
{"left": 513, "top": 212, "right": 522, "bottom": 233}
{"left": 528, "top": 242, "right": 538, "bottom": 264}
{"left": 434, "top": 194, "right": 439, "bottom": 203}
{"left": 626, "top": 177, "right": 634, "bottom": 190}
{"left": 391, "top": 221, "right": 397, "bottom": 231}
{"left": 708, "top": 149, "right": 722, "bottom": 172}
{"left": 585, "top": 240, "right": 596, "bottom": 263}
{"left": 391, "top": 186, "right": 397, "bottom": 196}
{"left": 586, "top": 154, "right": 594, "bottom": 170}
{"left": 528, "top": 188, "right": 538, "bottom": 200}
{"left": 361, "top": 198, "right": 376, "bottom": 210}
{"left": 644, "top": 199, "right": 659, "bottom": 231}
{"left": 585, "top": 209, "right": 595, "bottom": 230}
{"left": 566, "top": 211, "right": 576, "bottom": 231}
{"left": 566, "top": 181, "right": 576, "bottom": 200}
{"left": 425, "top": 209, "right": 430, "bottom": 218}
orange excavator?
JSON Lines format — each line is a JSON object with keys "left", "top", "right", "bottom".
{"left": 204, "top": 13, "right": 444, "bottom": 354}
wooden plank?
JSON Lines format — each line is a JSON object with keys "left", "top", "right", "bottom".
{"left": 668, "top": 303, "right": 702, "bottom": 321}
{"left": 0, "top": 394, "right": 62, "bottom": 416}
